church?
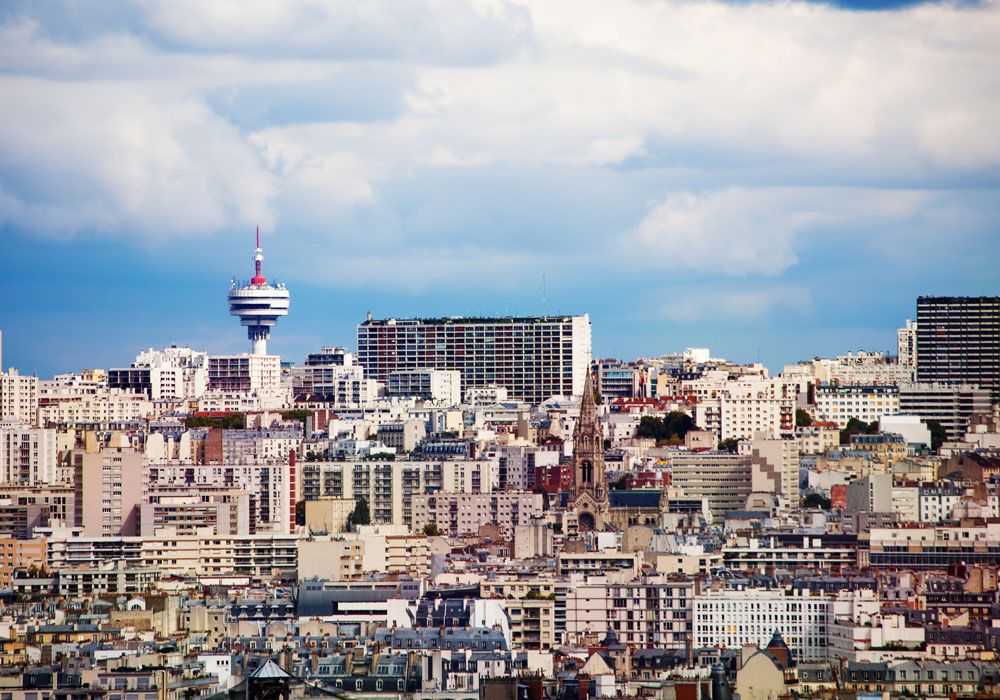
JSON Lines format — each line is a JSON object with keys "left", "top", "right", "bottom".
{"left": 571, "top": 372, "right": 669, "bottom": 532}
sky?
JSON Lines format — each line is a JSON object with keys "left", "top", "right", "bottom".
{"left": 1, "top": 0, "right": 999, "bottom": 379}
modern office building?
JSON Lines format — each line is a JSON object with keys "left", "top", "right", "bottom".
{"left": 916, "top": 296, "right": 1000, "bottom": 403}
{"left": 898, "top": 383, "right": 992, "bottom": 441}
{"left": 356, "top": 315, "right": 592, "bottom": 404}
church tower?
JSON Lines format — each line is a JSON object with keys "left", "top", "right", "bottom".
{"left": 572, "top": 370, "right": 609, "bottom": 531}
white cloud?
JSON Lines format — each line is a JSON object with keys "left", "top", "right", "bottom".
{"left": 630, "top": 186, "right": 935, "bottom": 276}
{"left": 659, "top": 285, "right": 813, "bottom": 323}
{"left": 0, "top": 77, "right": 274, "bottom": 239}
{"left": 0, "top": 0, "right": 998, "bottom": 254}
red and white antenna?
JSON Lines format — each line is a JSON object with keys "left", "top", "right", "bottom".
{"left": 251, "top": 225, "right": 267, "bottom": 285}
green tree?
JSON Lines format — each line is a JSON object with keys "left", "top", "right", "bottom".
{"left": 718, "top": 438, "right": 740, "bottom": 453}
{"left": 795, "top": 408, "right": 813, "bottom": 427}
{"left": 925, "top": 420, "right": 946, "bottom": 451}
{"left": 423, "top": 523, "right": 441, "bottom": 536}
{"left": 634, "top": 412, "right": 697, "bottom": 444}
{"left": 281, "top": 409, "right": 311, "bottom": 433}
{"left": 295, "top": 499, "right": 306, "bottom": 526}
{"left": 840, "top": 417, "right": 879, "bottom": 445}
{"left": 610, "top": 473, "right": 633, "bottom": 491}
{"left": 347, "top": 496, "right": 371, "bottom": 528}
{"left": 803, "top": 493, "right": 831, "bottom": 510}
{"left": 184, "top": 413, "right": 246, "bottom": 430}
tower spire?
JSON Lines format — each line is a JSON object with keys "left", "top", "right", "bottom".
{"left": 251, "top": 226, "right": 266, "bottom": 286}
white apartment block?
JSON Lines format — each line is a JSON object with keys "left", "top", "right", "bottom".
{"left": 303, "top": 459, "right": 498, "bottom": 530}
{"left": 795, "top": 424, "right": 840, "bottom": 454}
{"left": 0, "top": 369, "right": 38, "bottom": 425}
{"left": 46, "top": 532, "right": 298, "bottom": 579}
{"left": 196, "top": 386, "right": 291, "bottom": 413}
{"left": 357, "top": 315, "right": 592, "bottom": 405}
{"left": 222, "top": 429, "right": 301, "bottom": 464}
{"left": 687, "top": 375, "right": 796, "bottom": 440}
{"left": 564, "top": 575, "right": 695, "bottom": 648}
{"left": 814, "top": 385, "right": 900, "bottom": 429}
{"left": 897, "top": 320, "right": 917, "bottom": 381}
{"left": 387, "top": 369, "right": 462, "bottom": 405}
{"left": 108, "top": 346, "right": 208, "bottom": 400}
{"left": 38, "top": 372, "right": 154, "bottom": 425}
{"left": 207, "top": 354, "right": 281, "bottom": 391}
{"left": 410, "top": 492, "right": 544, "bottom": 537}
{"left": 146, "top": 461, "right": 295, "bottom": 535}
{"left": 694, "top": 588, "right": 830, "bottom": 661}
{"left": 0, "top": 417, "right": 56, "bottom": 484}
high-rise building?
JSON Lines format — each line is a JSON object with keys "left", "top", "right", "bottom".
{"left": 73, "top": 446, "right": 144, "bottom": 537}
{"left": 0, "top": 417, "right": 56, "bottom": 484}
{"left": 356, "top": 314, "right": 592, "bottom": 404}
{"left": 897, "top": 319, "right": 917, "bottom": 381}
{"left": 0, "top": 368, "right": 38, "bottom": 425}
{"left": 916, "top": 296, "right": 999, "bottom": 403}
{"left": 227, "top": 228, "right": 290, "bottom": 356}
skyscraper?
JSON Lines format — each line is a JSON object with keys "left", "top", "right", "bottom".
{"left": 356, "top": 314, "right": 592, "bottom": 404}
{"left": 916, "top": 296, "right": 1000, "bottom": 404}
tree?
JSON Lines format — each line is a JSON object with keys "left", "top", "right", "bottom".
{"left": 718, "top": 438, "right": 740, "bottom": 453}
{"left": 803, "top": 493, "right": 831, "bottom": 510}
{"left": 281, "top": 409, "right": 312, "bottom": 434}
{"left": 295, "top": 499, "right": 306, "bottom": 526}
{"left": 610, "top": 473, "right": 633, "bottom": 491}
{"left": 347, "top": 496, "right": 371, "bottom": 528}
{"left": 423, "top": 523, "right": 441, "bottom": 536}
{"left": 795, "top": 408, "right": 813, "bottom": 427}
{"left": 925, "top": 420, "right": 946, "bottom": 451}
{"left": 840, "top": 417, "right": 879, "bottom": 445}
{"left": 634, "top": 412, "right": 697, "bottom": 444}
{"left": 184, "top": 413, "right": 246, "bottom": 430}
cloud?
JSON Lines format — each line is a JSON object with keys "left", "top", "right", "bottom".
{"left": 0, "top": 77, "right": 274, "bottom": 239}
{"left": 0, "top": 0, "right": 998, "bottom": 256}
{"left": 629, "top": 187, "right": 936, "bottom": 276}
{"left": 659, "top": 285, "right": 814, "bottom": 323}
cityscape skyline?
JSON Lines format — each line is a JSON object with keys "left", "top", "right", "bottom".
{"left": 2, "top": 225, "right": 991, "bottom": 379}
{"left": 2, "top": 0, "right": 999, "bottom": 377}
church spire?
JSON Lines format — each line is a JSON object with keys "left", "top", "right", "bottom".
{"left": 576, "top": 370, "right": 597, "bottom": 440}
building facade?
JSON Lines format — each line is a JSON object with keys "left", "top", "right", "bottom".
{"left": 357, "top": 315, "right": 592, "bottom": 404}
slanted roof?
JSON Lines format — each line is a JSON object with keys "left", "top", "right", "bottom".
{"left": 249, "top": 659, "right": 290, "bottom": 679}
{"left": 580, "top": 652, "right": 614, "bottom": 677}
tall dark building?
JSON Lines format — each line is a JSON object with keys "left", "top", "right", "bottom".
{"left": 916, "top": 296, "right": 1000, "bottom": 404}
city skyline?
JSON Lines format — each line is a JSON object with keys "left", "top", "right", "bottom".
{"left": 2, "top": 0, "right": 999, "bottom": 377}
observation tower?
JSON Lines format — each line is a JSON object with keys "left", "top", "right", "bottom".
{"left": 227, "top": 228, "right": 290, "bottom": 355}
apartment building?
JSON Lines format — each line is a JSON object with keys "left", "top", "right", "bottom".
{"left": 357, "top": 315, "right": 592, "bottom": 404}
{"left": 73, "top": 447, "right": 144, "bottom": 537}
{"left": 814, "top": 385, "right": 900, "bottom": 429}
{"left": 207, "top": 354, "right": 281, "bottom": 391}
{"left": 302, "top": 459, "right": 497, "bottom": 530}
{"left": 667, "top": 452, "right": 752, "bottom": 521}
{"left": 0, "top": 368, "right": 38, "bottom": 425}
{"left": 898, "top": 383, "right": 992, "bottom": 441}
{"left": 694, "top": 588, "right": 830, "bottom": 661}
{"left": 410, "top": 492, "right": 544, "bottom": 537}
{"left": 108, "top": 346, "right": 209, "bottom": 400}
{"left": 0, "top": 417, "right": 56, "bottom": 484}
{"left": 46, "top": 533, "right": 299, "bottom": 579}
{"left": 387, "top": 369, "right": 462, "bottom": 404}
